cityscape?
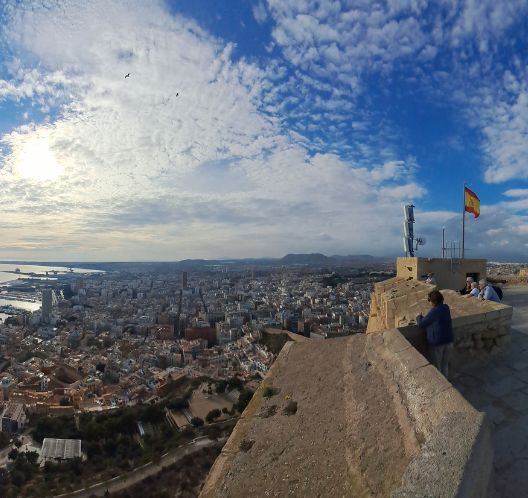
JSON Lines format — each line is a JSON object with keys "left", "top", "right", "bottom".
{"left": 0, "top": 257, "right": 393, "bottom": 496}
{"left": 0, "top": 257, "right": 524, "bottom": 496}
{"left": 1, "top": 0, "right": 528, "bottom": 497}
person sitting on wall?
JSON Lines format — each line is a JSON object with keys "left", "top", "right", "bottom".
{"left": 416, "top": 290, "right": 454, "bottom": 378}
{"left": 459, "top": 276, "right": 474, "bottom": 295}
{"left": 425, "top": 273, "right": 437, "bottom": 285}
{"left": 478, "top": 279, "right": 501, "bottom": 303}
{"left": 464, "top": 282, "right": 480, "bottom": 298}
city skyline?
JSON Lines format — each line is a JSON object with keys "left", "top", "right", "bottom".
{"left": 1, "top": 1, "right": 528, "bottom": 261}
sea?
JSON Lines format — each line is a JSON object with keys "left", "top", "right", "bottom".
{"left": 0, "top": 263, "right": 101, "bottom": 321}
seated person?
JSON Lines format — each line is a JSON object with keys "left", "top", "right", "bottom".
{"left": 425, "top": 273, "right": 436, "bottom": 285}
{"left": 460, "top": 277, "right": 474, "bottom": 295}
{"left": 464, "top": 282, "right": 480, "bottom": 298}
{"left": 478, "top": 279, "right": 501, "bottom": 303}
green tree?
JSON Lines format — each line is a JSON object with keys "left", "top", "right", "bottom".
{"left": 10, "top": 469, "right": 25, "bottom": 487}
{"left": 190, "top": 417, "right": 204, "bottom": 427}
{"left": 25, "top": 451, "right": 39, "bottom": 465}
{"left": 237, "top": 389, "right": 254, "bottom": 412}
{"left": 205, "top": 409, "right": 221, "bottom": 423}
{"left": 0, "top": 432, "right": 9, "bottom": 449}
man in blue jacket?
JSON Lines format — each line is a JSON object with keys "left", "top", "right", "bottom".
{"left": 416, "top": 290, "right": 454, "bottom": 378}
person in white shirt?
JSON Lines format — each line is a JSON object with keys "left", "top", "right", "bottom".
{"left": 425, "top": 273, "right": 437, "bottom": 285}
{"left": 464, "top": 282, "right": 480, "bottom": 298}
{"left": 478, "top": 279, "right": 501, "bottom": 303}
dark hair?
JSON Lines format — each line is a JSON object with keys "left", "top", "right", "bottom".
{"left": 428, "top": 290, "right": 444, "bottom": 306}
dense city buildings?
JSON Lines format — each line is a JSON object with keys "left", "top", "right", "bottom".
{"left": 0, "top": 259, "right": 393, "bottom": 495}
{"left": 0, "top": 262, "right": 387, "bottom": 425}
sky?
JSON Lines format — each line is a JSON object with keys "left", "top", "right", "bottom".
{"left": 0, "top": 0, "right": 528, "bottom": 262}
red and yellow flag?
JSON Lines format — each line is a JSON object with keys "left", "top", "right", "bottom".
{"left": 464, "top": 186, "right": 480, "bottom": 218}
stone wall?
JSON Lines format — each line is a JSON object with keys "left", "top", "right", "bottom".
{"left": 370, "top": 331, "right": 494, "bottom": 498}
{"left": 199, "top": 330, "right": 494, "bottom": 498}
{"left": 368, "top": 277, "right": 513, "bottom": 364}
{"left": 396, "top": 257, "right": 487, "bottom": 291}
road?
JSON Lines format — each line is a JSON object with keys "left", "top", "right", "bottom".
{"left": 54, "top": 437, "right": 223, "bottom": 498}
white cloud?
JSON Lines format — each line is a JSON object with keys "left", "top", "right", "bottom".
{"left": 265, "top": 0, "right": 528, "bottom": 82}
{"left": 252, "top": 2, "right": 268, "bottom": 24}
{"left": 504, "top": 189, "right": 528, "bottom": 198}
{"left": 0, "top": 0, "right": 428, "bottom": 260}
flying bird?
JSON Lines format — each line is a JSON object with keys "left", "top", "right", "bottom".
{"left": 124, "top": 73, "right": 130, "bottom": 79}
{"left": 176, "top": 92, "right": 179, "bottom": 97}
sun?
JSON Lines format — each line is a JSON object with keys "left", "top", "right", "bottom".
{"left": 15, "top": 137, "right": 63, "bottom": 181}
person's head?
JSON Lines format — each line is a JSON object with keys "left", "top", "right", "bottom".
{"left": 428, "top": 290, "right": 444, "bottom": 306}
{"left": 471, "top": 282, "right": 478, "bottom": 289}
{"left": 479, "top": 279, "right": 487, "bottom": 290}
{"left": 466, "top": 276, "right": 474, "bottom": 288}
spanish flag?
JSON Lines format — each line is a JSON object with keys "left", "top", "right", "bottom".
{"left": 464, "top": 186, "right": 480, "bottom": 218}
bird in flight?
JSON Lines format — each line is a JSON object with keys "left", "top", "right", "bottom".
{"left": 176, "top": 92, "right": 179, "bottom": 97}
{"left": 124, "top": 73, "right": 130, "bottom": 79}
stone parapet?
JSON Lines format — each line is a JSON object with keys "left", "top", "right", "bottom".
{"left": 368, "top": 278, "right": 513, "bottom": 363}
{"left": 199, "top": 330, "right": 493, "bottom": 497}
{"left": 392, "top": 411, "right": 493, "bottom": 498}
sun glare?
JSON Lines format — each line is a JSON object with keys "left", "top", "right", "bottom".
{"left": 15, "top": 137, "right": 63, "bottom": 181}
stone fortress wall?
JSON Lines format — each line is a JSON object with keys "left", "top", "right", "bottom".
{"left": 367, "top": 276, "right": 513, "bottom": 364}
{"left": 396, "top": 256, "right": 487, "bottom": 292}
{"left": 200, "top": 330, "right": 493, "bottom": 498}
{"left": 199, "top": 257, "right": 509, "bottom": 497}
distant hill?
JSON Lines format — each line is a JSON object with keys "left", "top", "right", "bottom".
{"left": 0, "top": 253, "right": 383, "bottom": 271}
{"left": 280, "top": 253, "right": 329, "bottom": 265}
{"left": 279, "top": 253, "right": 377, "bottom": 266}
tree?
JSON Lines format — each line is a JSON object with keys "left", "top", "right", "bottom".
{"left": 13, "top": 439, "right": 22, "bottom": 449}
{"left": 205, "top": 409, "right": 221, "bottom": 423}
{"left": 190, "top": 417, "right": 204, "bottom": 427}
{"left": 227, "top": 377, "right": 243, "bottom": 391}
{"left": 25, "top": 451, "right": 39, "bottom": 465}
{"left": 237, "top": 389, "right": 254, "bottom": 412}
{"left": 0, "top": 432, "right": 9, "bottom": 449}
{"left": 8, "top": 448, "right": 18, "bottom": 460}
{"left": 10, "top": 469, "right": 25, "bottom": 487}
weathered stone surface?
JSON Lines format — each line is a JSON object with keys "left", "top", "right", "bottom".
{"left": 392, "top": 412, "right": 493, "bottom": 498}
{"left": 367, "top": 277, "right": 513, "bottom": 367}
{"left": 201, "top": 330, "right": 487, "bottom": 498}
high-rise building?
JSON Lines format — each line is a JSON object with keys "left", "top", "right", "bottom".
{"left": 41, "top": 289, "right": 53, "bottom": 324}
{"left": 182, "top": 271, "right": 188, "bottom": 289}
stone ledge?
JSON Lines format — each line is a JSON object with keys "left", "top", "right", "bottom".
{"left": 200, "top": 330, "right": 493, "bottom": 498}
{"left": 392, "top": 412, "right": 493, "bottom": 498}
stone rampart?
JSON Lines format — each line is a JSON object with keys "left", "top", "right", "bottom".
{"left": 368, "top": 278, "right": 513, "bottom": 364}
{"left": 396, "top": 257, "right": 487, "bottom": 292}
{"left": 199, "top": 330, "right": 493, "bottom": 497}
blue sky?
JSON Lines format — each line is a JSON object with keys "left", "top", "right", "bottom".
{"left": 0, "top": 0, "right": 527, "bottom": 261}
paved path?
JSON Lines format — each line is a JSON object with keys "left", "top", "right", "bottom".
{"left": 452, "top": 286, "right": 528, "bottom": 497}
{"left": 54, "top": 437, "right": 222, "bottom": 498}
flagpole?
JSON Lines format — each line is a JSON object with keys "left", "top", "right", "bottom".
{"left": 462, "top": 183, "right": 466, "bottom": 259}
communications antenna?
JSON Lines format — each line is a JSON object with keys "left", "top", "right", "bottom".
{"left": 402, "top": 205, "right": 426, "bottom": 256}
